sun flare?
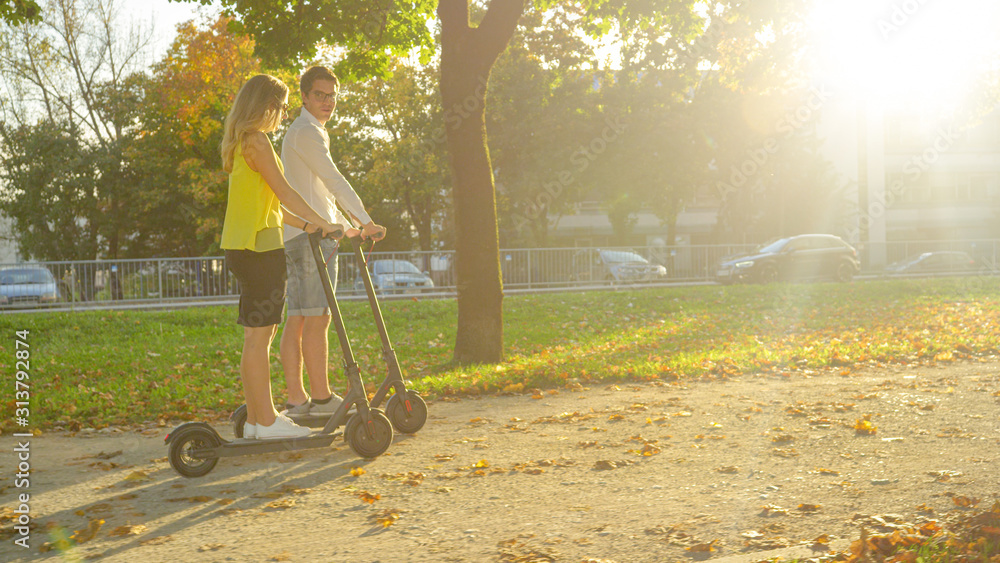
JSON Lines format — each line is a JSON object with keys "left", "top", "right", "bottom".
{"left": 809, "top": 0, "right": 1000, "bottom": 111}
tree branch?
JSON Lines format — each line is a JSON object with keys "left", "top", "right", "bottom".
{"left": 473, "top": 0, "right": 526, "bottom": 64}
{"left": 437, "top": 0, "right": 470, "bottom": 37}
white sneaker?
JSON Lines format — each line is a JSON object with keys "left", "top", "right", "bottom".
{"left": 256, "top": 414, "right": 311, "bottom": 439}
{"left": 243, "top": 422, "right": 257, "bottom": 439}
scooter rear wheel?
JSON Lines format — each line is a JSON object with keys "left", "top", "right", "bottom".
{"left": 231, "top": 404, "right": 248, "bottom": 438}
{"left": 345, "top": 410, "right": 393, "bottom": 458}
{"left": 169, "top": 427, "right": 221, "bottom": 478}
{"left": 386, "top": 391, "right": 428, "bottom": 434}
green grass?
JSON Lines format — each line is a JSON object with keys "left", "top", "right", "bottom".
{"left": 3, "top": 276, "right": 1000, "bottom": 431}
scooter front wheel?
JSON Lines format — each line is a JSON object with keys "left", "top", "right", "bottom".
{"left": 345, "top": 410, "right": 393, "bottom": 458}
{"left": 168, "top": 426, "right": 221, "bottom": 478}
{"left": 386, "top": 391, "right": 428, "bottom": 434}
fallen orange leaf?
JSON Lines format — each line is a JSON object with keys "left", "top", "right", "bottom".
{"left": 854, "top": 415, "right": 877, "bottom": 435}
{"left": 71, "top": 518, "right": 104, "bottom": 543}
{"left": 109, "top": 524, "right": 147, "bottom": 537}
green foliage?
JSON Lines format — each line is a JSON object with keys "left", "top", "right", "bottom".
{"left": 0, "top": 0, "right": 41, "bottom": 25}
{"left": 4, "top": 277, "right": 1000, "bottom": 431}
{"left": 198, "top": 0, "right": 725, "bottom": 365}
{"left": 329, "top": 61, "right": 452, "bottom": 251}
{"left": 0, "top": 122, "right": 102, "bottom": 260}
{"left": 489, "top": 6, "right": 603, "bottom": 247}
{"left": 0, "top": 12, "right": 298, "bottom": 259}
{"left": 198, "top": 0, "right": 436, "bottom": 79}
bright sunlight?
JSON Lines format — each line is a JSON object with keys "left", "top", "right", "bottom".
{"left": 809, "top": 0, "right": 1000, "bottom": 111}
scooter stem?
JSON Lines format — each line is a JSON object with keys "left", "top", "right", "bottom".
{"left": 308, "top": 231, "right": 374, "bottom": 428}
{"left": 352, "top": 240, "right": 408, "bottom": 405}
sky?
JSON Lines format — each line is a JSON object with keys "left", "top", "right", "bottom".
{"left": 119, "top": 0, "right": 220, "bottom": 62}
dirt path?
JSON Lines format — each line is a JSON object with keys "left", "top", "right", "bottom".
{"left": 2, "top": 360, "right": 999, "bottom": 562}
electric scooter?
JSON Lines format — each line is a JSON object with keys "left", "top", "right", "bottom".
{"left": 228, "top": 233, "right": 428, "bottom": 436}
{"left": 165, "top": 230, "right": 393, "bottom": 478}
{"left": 349, "top": 237, "right": 428, "bottom": 434}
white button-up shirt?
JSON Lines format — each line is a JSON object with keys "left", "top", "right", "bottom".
{"left": 281, "top": 109, "right": 372, "bottom": 240}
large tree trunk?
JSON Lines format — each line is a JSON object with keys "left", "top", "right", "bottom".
{"left": 438, "top": 0, "right": 524, "bottom": 364}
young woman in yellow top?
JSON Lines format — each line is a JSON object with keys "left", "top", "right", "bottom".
{"left": 220, "top": 74, "right": 343, "bottom": 440}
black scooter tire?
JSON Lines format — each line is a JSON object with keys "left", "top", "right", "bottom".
{"left": 345, "top": 410, "right": 393, "bottom": 458}
{"left": 386, "top": 392, "right": 428, "bottom": 434}
{"left": 168, "top": 427, "right": 221, "bottom": 478}
{"left": 231, "top": 404, "right": 248, "bottom": 438}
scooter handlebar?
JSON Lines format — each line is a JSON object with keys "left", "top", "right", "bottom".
{"left": 307, "top": 226, "right": 344, "bottom": 244}
{"left": 325, "top": 225, "right": 345, "bottom": 239}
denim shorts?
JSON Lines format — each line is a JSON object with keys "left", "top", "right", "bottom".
{"left": 225, "top": 248, "right": 287, "bottom": 327}
{"left": 284, "top": 233, "right": 339, "bottom": 317}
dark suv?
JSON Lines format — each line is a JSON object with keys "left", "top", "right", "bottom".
{"left": 715, "top": 234, "right": 860, "bottom": 284}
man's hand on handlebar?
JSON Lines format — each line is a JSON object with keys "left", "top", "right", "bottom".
{"left": 319, "top": 222, "right": 345, "bottom": 239}
{"left": 361, "top": 222, "right": 386, "bottom": 241}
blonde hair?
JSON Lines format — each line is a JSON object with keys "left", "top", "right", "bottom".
{"left": 221, "top": 74, "right": 289, "bottom": 172}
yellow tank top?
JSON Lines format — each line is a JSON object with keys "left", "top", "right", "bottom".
{"left": 220, "top": 140, "right": 284, "bottom": 251}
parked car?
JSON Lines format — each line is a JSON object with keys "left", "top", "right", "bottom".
{"left": 715, "top": 234, "right": 860, "bottom": 284}
{"left": 132, "top": 261, "right": 203, "bottom": 298}
{"left": 573, "top": 249, "right": 667, "bottom": 284}
{"left": 884, "top": 251, "right": 978, "bottom": 275}
{"left": 356, "top": 259, "right": 435, "bottom": 294}
{"left": 0, "top": 266, "right": 61, "bottom": 307}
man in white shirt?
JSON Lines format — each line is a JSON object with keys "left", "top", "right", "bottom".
{"left": 279, "top": 66, "right": 386, "bottom": 416}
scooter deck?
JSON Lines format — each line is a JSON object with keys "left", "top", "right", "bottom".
{"left": 212, "top": 432, "right": 343, "bottom": 458}
{"left": 284, "top": 412, "right": 343, "bottom": 428}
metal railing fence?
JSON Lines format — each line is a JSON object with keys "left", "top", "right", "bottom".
{"left": 2, "top": 239, "right": 998, "bottom": 311}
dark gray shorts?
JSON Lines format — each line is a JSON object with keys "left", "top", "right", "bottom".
{"left": 284, "top": 233, "right": 339, "bottom": 317}
{"left": 225, "top": 248, "right": 287, "bottom": 327}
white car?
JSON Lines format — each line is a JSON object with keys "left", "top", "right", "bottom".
{"left": 356, "top": 259, "right": 435, "bottom": 294}
{"left": 0, "top": 266, "right": 60, "bottom": 307}
{"left": 573, "top": 249, "right": 667, "bottom": 284}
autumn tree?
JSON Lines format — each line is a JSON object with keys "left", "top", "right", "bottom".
{"left": 137, "top": 16, "right": 265, "bottom": 256}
